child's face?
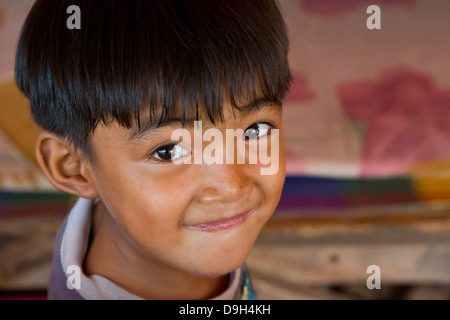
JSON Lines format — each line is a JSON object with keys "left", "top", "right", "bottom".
{"left": 86, "top": 96, "right": 286, "bottom": 277}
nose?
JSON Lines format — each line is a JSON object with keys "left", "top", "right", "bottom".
{"left": 196, "top": 163, "right": 253, "bottom": 205}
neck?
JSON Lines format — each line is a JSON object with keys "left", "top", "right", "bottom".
{"left": 83, "top": 201, "right": 229, "bottom": 299}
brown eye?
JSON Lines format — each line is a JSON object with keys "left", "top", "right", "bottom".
{"left": 153, "top": 144, "right": 189, "bottom": 161}
{"left": 243, "top": 122, "right": 272, "bottom": 140}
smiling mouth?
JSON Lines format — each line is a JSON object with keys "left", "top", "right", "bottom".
{"left": 189, "top": 210, "right": 252, "bottom": 232}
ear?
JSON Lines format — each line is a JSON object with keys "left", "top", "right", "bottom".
{"left": 35, "top": 131, "right": 99, "bottom": 199}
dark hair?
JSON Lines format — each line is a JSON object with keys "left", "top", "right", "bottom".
{"left": 15, "top": 0, "right": 291, "bottom": 158}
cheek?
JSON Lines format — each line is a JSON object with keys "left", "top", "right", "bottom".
{"left": 260, "top": 139, "right": 286, "bottom": 222}
{"left": 119, "top": 172, "right": 191, "bottom": 222}
{"left": 260, "top": 168, "right": 285, "bottom": 214}
{"left": 259, "top": 134, "right": 286, "bottom": 203}
{"left": 92, "top": 161, "right": 195, "bottom": 242}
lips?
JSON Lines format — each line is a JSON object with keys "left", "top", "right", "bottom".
{"left": 189, "top": 210, "right": 252, "bottom": 232}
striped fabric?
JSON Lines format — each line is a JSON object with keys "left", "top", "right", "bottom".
{"left": 2, "top": 175, "right": 450, "bottom": 220}
{"left": 275, "top": 174, "right": 450, "bottom": 217}
{"left": 0, "top": 191, "right": 76, "bottom": 220}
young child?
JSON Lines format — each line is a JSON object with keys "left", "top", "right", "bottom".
{"left": 15, "top": 0, "right": 291, "bottom": 300}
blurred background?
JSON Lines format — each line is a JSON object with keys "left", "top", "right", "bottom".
{"left": 1, "top": 0, "right": 450, "bottom": 299}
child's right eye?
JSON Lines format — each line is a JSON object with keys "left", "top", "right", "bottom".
{"left": 151, "top": 144, "right": 190, "bottom": 162}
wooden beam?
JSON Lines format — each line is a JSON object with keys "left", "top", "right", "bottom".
{"left": 248, "top": 216, "right": 450, "bottom": 290}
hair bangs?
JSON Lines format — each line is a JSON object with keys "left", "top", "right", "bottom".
{"left": 15, "top": 0, "right": 291, "bottom": 155}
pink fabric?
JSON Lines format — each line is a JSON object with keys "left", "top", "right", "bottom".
{"left": 338, "top": 68, "right": 450, "bottom": 176}
{"left": 301, "top": 0, "right": 415, "bottom": 17}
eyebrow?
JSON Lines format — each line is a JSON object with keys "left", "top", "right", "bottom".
{"left": 128, "top": 97, "right": 281, "bottom": 140}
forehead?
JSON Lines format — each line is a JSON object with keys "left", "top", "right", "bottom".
{"left": 88, "top": 97, "right": 282, "bottom": 164}
{"left": 129, "top": 94, "right": 282, "bottom": 140}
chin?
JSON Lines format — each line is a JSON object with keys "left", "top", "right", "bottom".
{"left": 191, "top": 264, "right": 242, "bottom": 279}
{"left": 188, "top": 247, "right": 253, "bottom": 279}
